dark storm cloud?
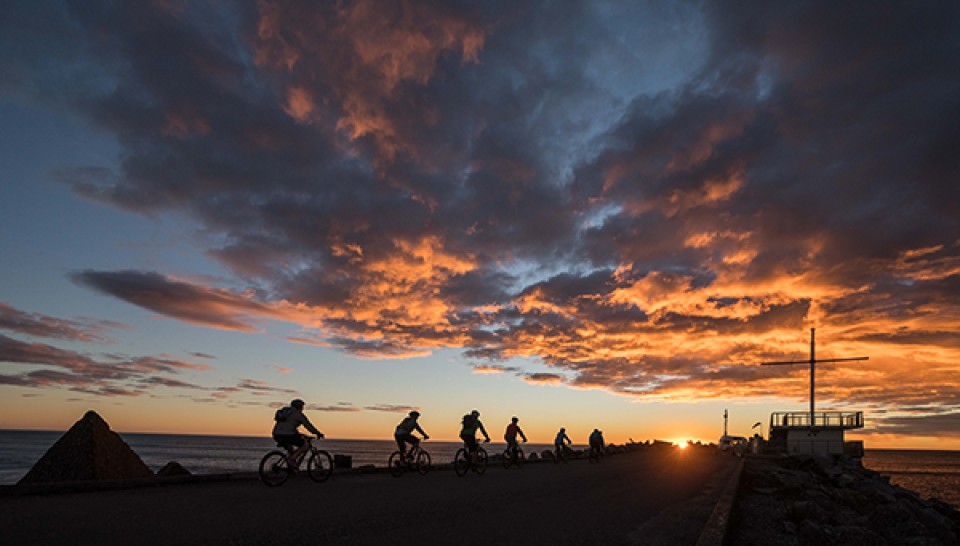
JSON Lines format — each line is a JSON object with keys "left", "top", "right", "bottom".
{"left": 5, "top": 0, "right": 960, "bottom": 436}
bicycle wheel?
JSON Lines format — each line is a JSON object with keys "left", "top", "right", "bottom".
{"left": 415, "top": 450, "right": 431, "bottom": 476}
{"left": 515, "top": 447, "right": 525, "bottom": 468}
{"left": 474, "top": 447, "right": 488, "bottom": 475}
{"left": 388, "top": 451, "right": 405, "bottom": 477}
{"left": 454, "top": 448, "right": 470, "bottom": 477}
{"left": 307, "top": 449, "right": 333, "bottom": 483}
{"left": 259, "top": 451, "right": 291, "bottom": 487}
{"left": 502, "top": 450, "right": 512, "bottom": 469}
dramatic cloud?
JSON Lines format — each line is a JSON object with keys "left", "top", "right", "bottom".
{"left": 4, "top": 1, "right": 960, "bottom": 435}
{"left": 0, "top": 302, "right": 124, "bottom": 343}
{"left": 471, "top": 364, "right": 520, "bottom": 375}
{"left": 522, "top": 373, "right": 566, "bottom": 385}
{"left": 364, "top": 404, "right": 420, "bottom": 414}
{"left": 71, "top": 270, "right": 292, "bottom": 332}
{"left": 0, "top": 333, "right": 210, "bottom": 397}
{"left": 302, "top": 402, "right": 418, "bottom": 414}
{"left": 211, "top": 379, "right": 297, "bottom": 399}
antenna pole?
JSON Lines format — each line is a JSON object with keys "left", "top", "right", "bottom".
{"left": 761, "top": 328, "right": 868, "bottom": 429}
{"left": 810, "top": 328, "right": 815, "bottom": 426}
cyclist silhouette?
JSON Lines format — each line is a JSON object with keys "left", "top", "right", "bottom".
{"left": 554, "top": 427, "right": 572, "bottom": 457}
{"left": 272, "top": 399, "right": 323, "bottom": 468}
{"left": 504, "top": 416, "right": 528, "bottom": 460}
{"left": 460, "top": 409, "right": 490, "bottom": 462}
{"left": 394, "top": 410, "right": 429, "bottom": 461}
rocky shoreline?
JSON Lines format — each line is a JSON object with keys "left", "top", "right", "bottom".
{"left": 728, "top": 454, "right": 960, "bottom": 545}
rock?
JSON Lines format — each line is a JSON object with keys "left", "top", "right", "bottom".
{"left": 835, "top": 472, "right": 857, "bottom": 488}
{"left": 770, "top": 469, "right": 808, "bottom": 491}
{"left": 19, "top": 411, "right": 153, "bottom": 484}
{"left": 528, "top": 452, "right": 538, "bottom": 461}
{"left": 334, "top": 454, "right": 352, "bottom": 469}
{"left": 786, "top": 501, "right": 813, "bottom": 522}
{"left": 729, "top": 456, "right": 960, "bottom": 546}
{"left": 156, "top": 461, "right": 191, "bottom": 477}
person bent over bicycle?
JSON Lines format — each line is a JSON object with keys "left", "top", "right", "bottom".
{"left": 460, "top": 409, "right": 490, "bottom": 463}
{"left": 394, "top": 410, "right": 429, "bottom": 463}
{"left": 272, "top": 398, "right": 324, "bottom": 469}
{"left": 504, "top": 416, "right": 528, "bottom": 460}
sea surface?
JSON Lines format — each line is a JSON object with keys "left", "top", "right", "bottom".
{"left": 0, "top": 430, "right": 555, "bottom": 484}
{"left": 2, "top": 430, "right": 957, "bottom": 509}
{"left": 861, "top": 449, "right": 960, "bottom": 508}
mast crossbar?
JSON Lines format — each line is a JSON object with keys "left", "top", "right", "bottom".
{"left": 759, "top": 328, "right": 868, "bottom": 426}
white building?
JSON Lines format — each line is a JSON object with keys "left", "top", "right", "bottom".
{"left": 767, "top": 410, "right": 864, "bottom": 457}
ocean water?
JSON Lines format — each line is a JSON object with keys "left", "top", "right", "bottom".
{"left": 0, "top": 430, "right": 555, "bottom": 484}
{"left": 862, "top": 449, "right": 960, "bottom": 508}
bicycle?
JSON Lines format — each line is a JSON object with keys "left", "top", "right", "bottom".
{"left": 259, "top": 436, "right": 333, "bottom": 486}
{"left": 454, "top": 444, "right": 488, "bottom": 477}
{"left": 588, "top": 444, "right": 603, "bottom": 463}
{"left": 549, "top": 444, "right": 569, "bottom": 464}
{"left": 388, "top": 443, "right": 432, "bottom": 477}
{"left": 501, "top": 444, "right": 525, "bottom": 469}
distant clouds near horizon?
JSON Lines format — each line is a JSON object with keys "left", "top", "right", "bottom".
{"left": 1, "top": 1, "right": 959, "bottom": 438}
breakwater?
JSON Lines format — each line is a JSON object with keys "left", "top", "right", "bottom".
{"left": 729, "top": 455, "right": 960, "bottom": 544}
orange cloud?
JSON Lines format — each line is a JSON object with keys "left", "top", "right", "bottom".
{"left": 254, "top": 0, "right": 485, "bottom": 164}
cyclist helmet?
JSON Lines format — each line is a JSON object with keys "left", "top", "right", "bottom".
{"left": 291, "top": 398, "right": 305, "bottom": 409}
{"left": 409, "top": 410, "right": 420, "bottom": 417}
{"left": 471, "top": 409, "right": 480, "bottom": 417}
{"left": 560, "top": 427, "right": 566, "bottom": 432}
{"left": 511, "top": 416, "right": 519, "bottom": 423}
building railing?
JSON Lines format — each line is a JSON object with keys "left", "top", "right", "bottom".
{"left": 769, "top": 411, "right": 863, "bottom": 430}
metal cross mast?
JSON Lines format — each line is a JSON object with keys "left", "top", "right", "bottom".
{"left": 762, "top": 328, "right": 868, "bottom": 427}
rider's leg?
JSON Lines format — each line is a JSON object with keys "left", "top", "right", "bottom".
{"left": 287, "top": 439, "right": 308, "bottom": 467}
{"left": 465, "top": 437, "right": 479, "bottom": 463}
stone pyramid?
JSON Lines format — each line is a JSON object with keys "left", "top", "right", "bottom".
{"left": 19, "top": 410, "right": 154, "bottom": 484}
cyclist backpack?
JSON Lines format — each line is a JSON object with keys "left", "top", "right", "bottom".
{"left": 275, "top": 406, "right": 294, "bottom": 422}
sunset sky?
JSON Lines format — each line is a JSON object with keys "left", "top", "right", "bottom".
{"left": 2, "top": 1, "right": 959, "bottom": 448}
